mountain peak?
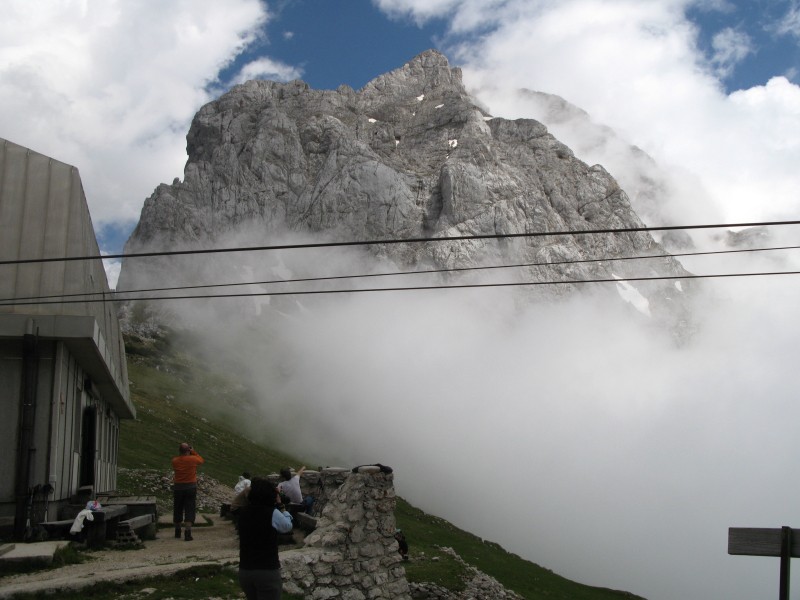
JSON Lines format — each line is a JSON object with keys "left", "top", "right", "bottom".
{"left": 120, "top": 52, "right": 693, "bottom": 332}
{"left": 360, "top": 48, "right": 463, "bottom": 100}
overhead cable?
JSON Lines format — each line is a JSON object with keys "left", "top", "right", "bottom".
{"left": 2, "top": 269, "right": 799, "bottom": 307}
{"left": 1, "top": 219, "right": 800, "bottom": 266}
{"left": 1, "top": 243, "right": 798, "bottom": 305}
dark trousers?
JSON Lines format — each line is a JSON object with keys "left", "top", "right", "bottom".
{"left": 173, "top": 485, "right": 197, "bottom": 524}
{"left": 239, "top": 568, "right": 282, "bottom": 600}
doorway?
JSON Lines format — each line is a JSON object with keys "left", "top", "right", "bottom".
{"left": 79, "top": 406, "right": 96, "bottom": 487}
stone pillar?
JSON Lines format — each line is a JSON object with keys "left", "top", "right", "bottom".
{"left": 282, "top": 466, "right": 411, "bottom": 600}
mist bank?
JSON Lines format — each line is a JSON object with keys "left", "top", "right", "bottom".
{"left": 131, "top": 229, "right": 800, "bottom": 600}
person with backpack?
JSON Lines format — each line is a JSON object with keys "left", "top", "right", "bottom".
{"left": 395, "top": 528, "right": 409, "bottom": 560}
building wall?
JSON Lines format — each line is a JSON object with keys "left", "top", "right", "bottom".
{"left": 0, "top": 138, "right": 131, "bottom": 531}
{"left": 48, "top": 340, "right": 120, "bottom": 500}
{"left": 0, "top": 137, "right": 130, "bottom": 415}
{"left": 0, "top": 338, "right": 121, "bottom": 520}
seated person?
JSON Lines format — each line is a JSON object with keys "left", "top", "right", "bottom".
{"left": 234, "top": 471, "right": 252, "bottom": 495}
{"left": 277, "top": 466, "right": 314, "bottom": 516}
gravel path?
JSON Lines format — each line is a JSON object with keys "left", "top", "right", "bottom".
{"left": 0, "top": 514, "right": 240, "bottom": 599}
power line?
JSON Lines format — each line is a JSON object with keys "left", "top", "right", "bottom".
{"left": 1, "top": 243, "right": 798, "bottom": 305}
{"left": 2, "top": 269, "right": 799, "bottom": 307}
{"left": 1, "top": 219, "right": 799, "bottom": 266}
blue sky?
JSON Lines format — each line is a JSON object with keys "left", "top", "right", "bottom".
{"left": 1, "top": 0, "right": 798, "bottom": 262}
{"left": 224, "top": 0, "right": 447, "bottom": 91}
{"left": 1, "top": 5, "right": 800, "bottom": 598}
{"left": 687, "top": 0, "right": 799, "bottom": 89}
{"left": 254, "top": 0, "right": 798, "bottom": 93}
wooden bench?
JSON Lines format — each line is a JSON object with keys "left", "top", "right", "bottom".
{"left": 40, "top": 505, "right": 129, "bottom": 547}
{"left": 40, "top": 519, "right": 74, "bottom": 539}
{"left": 85, "top": 505, "right": 129, "bottom": 547}
{"left": 96, "top": 496, "right": 157, "bottom": 542}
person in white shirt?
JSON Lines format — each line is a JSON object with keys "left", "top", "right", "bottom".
{"left": 277, "top": 466, "right": 314, "bottom": 514}
{"left": 235, "top": 472, "right": 251, "bottom": 495}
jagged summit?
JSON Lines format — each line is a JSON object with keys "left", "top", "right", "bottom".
{"left": 360, "top": 49, "right": 464, "bottom": 99}
{"left": 119, "top": 51, "right": 693, "bottom": 328}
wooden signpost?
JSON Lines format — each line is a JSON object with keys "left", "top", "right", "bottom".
{"left": 729, "top": 527, "right": 800, "bottom": 600}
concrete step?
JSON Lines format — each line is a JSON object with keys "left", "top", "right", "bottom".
{"left": 0, "top": 541, "right": 71, "bottom": 566}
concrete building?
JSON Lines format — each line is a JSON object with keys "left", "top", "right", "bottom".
{"left": 0, "top": 137, "right": 134, "bottom": 540}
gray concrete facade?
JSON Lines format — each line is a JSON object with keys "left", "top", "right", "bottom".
{"left": 0, "top": 137, "right": 133, "bottom": 535}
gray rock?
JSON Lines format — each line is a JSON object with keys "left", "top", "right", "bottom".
{"left": 722, "top": 226, "right": 771, "bottom": 248}
{"left": 118, "top": 49, "right": 693, "bottom": 331}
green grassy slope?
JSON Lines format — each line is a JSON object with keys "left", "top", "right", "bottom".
{"left": 121, "top": 330, "right": 304, "bottom": 483}
{"left": 397, "top": 500, "right": 643, "bottom": 599}
{"left": 119, "top": 332, "right": 644, "bottom": 600}
{"left": 121, "top": 360, "right": 300, "bottom": 482}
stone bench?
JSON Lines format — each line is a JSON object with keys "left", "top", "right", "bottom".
{"left": 294, "top": 512, "right": 317, "bottom": 533}
{"left": 116, "top": 514, "right": 156, "bottom": 544}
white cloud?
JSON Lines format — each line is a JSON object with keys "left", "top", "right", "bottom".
{"left": 710, "top": 27, "right": 753, "bottom": 78}
{"left": 229, "top": 57, "right": 303, "bottom": 86}
{"left": 359, "top": 2, "right": 800, "bottom": 599}
{"left": 102, "top": 257, "right": 121, "bottom": 290}
{"left": 4, "top": 2, "right": 798, "bottom": 599}
{"left": 385, "top": 0, "right": 800, "bottom": 228}
{"left": 372, "top": 0, "right": 800, "bottom": 225}
{"left": 775, "top": 2, "right": 800, "bottom": 38}
{"left": 168, "top": 234, "right": 800, "bottom": 600}
{"left": 373, "top": 0, "right": 465, "bottom": 26}
{"left": 0, "top": 0, "right": 271, "bottom": 232}
{"left": 695, "top": 0, "right": 736, "bottom": 10}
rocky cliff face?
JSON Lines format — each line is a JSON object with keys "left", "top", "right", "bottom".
{"left": 118, "top": 50, "right": 693, "bottom": 328}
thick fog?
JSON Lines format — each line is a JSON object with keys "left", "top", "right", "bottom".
{"left": 152, "top": 224, "right": 800, "bottom": 600}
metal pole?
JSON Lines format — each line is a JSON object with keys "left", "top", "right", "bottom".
{"left": 13, "top": 329, "right": 39, "bottom": 541}
{"left": 780, "top": 526, "right": 791, "bottom": 600}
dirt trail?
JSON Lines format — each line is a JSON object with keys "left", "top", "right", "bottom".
{"left": 0, "top": 514, "right": 240, "bottom": 599}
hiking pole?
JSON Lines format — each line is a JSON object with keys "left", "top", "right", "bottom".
{"left": 24, "top": 484, "right": 40, "bottom": 541}
{"left": 41, "top": 483, "right": 53, "bottom": 522}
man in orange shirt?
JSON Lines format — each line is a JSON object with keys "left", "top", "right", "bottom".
{"left": 172, "top": 442, "right": 204, "bottom": 541}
